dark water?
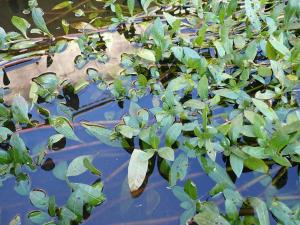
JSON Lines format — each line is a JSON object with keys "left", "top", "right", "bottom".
{"left": 0, "top": 1, "right": 300, "bottom": 225}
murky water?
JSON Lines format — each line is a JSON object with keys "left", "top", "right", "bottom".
{"left": 0, "top": 1, "right": 299, "bottom": 225}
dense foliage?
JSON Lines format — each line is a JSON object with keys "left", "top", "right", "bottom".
{"left": 0, "top": 0, "right": 300, "bottom": 224}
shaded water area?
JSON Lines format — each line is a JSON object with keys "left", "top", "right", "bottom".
{"left": 0, "top": 1, "right": 300, "bottom": 225}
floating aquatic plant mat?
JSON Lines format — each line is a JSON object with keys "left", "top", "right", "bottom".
{"left": 0, "top": 0, "right": 300, "bottom": 224}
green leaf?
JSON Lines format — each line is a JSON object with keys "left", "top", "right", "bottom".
{"left": 193, "top": 24, "right": 208, "bottom": 47}
{"left": 128, "top": 149, "right": 153, "bottom": 191}
{"left": 14, "top": 176, "right": 31, "bottom": 196}
{"left": 48, "top": 196, "right": 56, "bottom": 217}
{"left": 242, "top": 146, "right": 267, "bottom": 159}
{"left": 11, "top": 40, "right": 36, "bottom": 50}
{"left": 32, "top": 7, "right": 51, "bottom": 35}
{"left": 230, "top": 154, "right": 243, "bottom": 177}
{"left": 67, "top": 155, "right": 93, "bottom": 177}
{"left": 183, "top": 99, "right": 205, "bottom": 110}
{"left": 255, "top": 90, "right": 275, "bottom": 100}
{"left": 157, "top": 147, "right": 174, "bottom": 161}
{"left": 245, "top": 41, "right": 257, "bottom": 61}
{"left": 165, "top": 123, "right": 182, "bottom": 147}
{"left": 28, "top": 210, "right": 50, "bottom": 224}
{"left": 141, "top": 0, "right": 153, "bottom": 13}
{"left": 127, "top": 0, "right": 135, "bottom": 16}
{"left": 52, "top": 1, "right": 73, "bottom": 10}
{"left": 198, "top": 75, "right": 209, "bottom": 100}
{"left": 245, "top": 0, "right": 261, "bottom": 30}
{"left": 269, "top": 35, "right": 291, "bottom": 59}
{"left": 74, "top": 9, "right": 85, "bottom": 17}
{"left": 244, "top": 157, "right": 269, "bottom": 173}
{"left": 137, "top": 48, "right": 156, "bottom": 62}
{"left": 83, "top": 157, "right": 101, "bottom": 176}
{"left": 167, "top": 76, "right": 188, "bottom": 92}
{"left": 248, "top": 197, "right": 270, "bottom": 225}
{"left": 0, "top": 127, "right": 13, "bottom": 143}
{"left": 82, "top": 122, "right": 119, "bottom": 147}
{"left": 163, "top": 12, "right": 179, "bottom": 28}
{"left": 116, "top": 124, "right": 139, "bottom": 139}
{"left": 0, "top": 149, "right": 11, "bottom": 163}
{"left": 71, "top": 182, "right": 105, "bottom": 206}
{"left": 172, "top": 47, "right": 203, "bottom": 70}
{"left": 194, "top": 203, "right": 230, "bottom": 225}
{"left": 50, "top": 116, "right": 80, "bottom": 142}
{"left": 52, "top": 161, "right": 67, "bottom": 180}
{"left": 11, "top": 16, "right": 30, "bottom": 38}
{"left": 227, "top": 0, "right": 238, "bottom": 17}
{"left": 184, "top": 179, "right": 197, "bottom": 200}
{"left": 66, "top": 189, "right": 84, "bottom": 217}
{"left": 62, "top": 19, "right": 69, "bottom": 34}
{"left": 234, "top": 36, "right": 246, "bottom": 49}
{"left": 252, "top": 98, "right": 278, "bottom": 121}
{"left": 9, "top": 215, "right": 21, "bottom": 225}
{"left": 258, "top": 66, "right": 272, "bottom": 77}
{"left": 48, "top": 134, "right": 64, "bottom": 149}
{"left": 269, "top": 200, "right": 296, "bottom": 225}
{"left": 9, "top": 134, "right": 28, "bottom": 163}
{"left": 199, "top": 156, "right": 235, "bottom": 188}
{"left": 270, "top": 60, "right": 285, "bottom": 86}
{"left": 213, "top": 41, "right": 225, "bottom": 57}
{"left": 11, "top": 95, "right": 30, "bottom": 123}
{"left": 285, "top": 0, "right": 300, "bottom": 23}
{"left": 170, "top": 154, "right": 188, "bottom": 186}
{"left": 29, "top": 189, "right": 49, "bottom": 210}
